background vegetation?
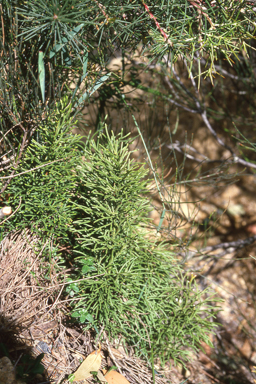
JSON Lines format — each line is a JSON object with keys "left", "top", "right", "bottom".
{"left": 1, "top": 0, "right": 256, "bottom": 382}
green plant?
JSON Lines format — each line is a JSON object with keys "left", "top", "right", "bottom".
{"left": 67, "top": 128, "right": 219, "bottom": 365}
{"left": 15, "top": 0, "right": 256, "bottom": 81}
{"left": 1, "top": 0, "right": 243, "bottom": 370}
{"left": 16, "top": 353, "right": 44, "bottom": 382}
{"left": 0, "top": 106, "right": 220, "bottom": 365}
{"left": 0, "top": 100, "right": 81, "bottom": 241}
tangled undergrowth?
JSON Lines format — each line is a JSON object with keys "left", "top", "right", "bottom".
{"left": 1, "top": 122, "right": 220, "bottom": 373}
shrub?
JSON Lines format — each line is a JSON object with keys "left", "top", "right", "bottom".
{"left": 1, "top": 101, "right": 81, "bottom": 242}
{"left": 67, "top": 128, "right": 219, "bottom": 365}
{"left": 1, "top": 102, "right": 219, "bottom": 365}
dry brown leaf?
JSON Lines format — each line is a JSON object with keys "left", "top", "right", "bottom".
{"left": 97, "top": 370, "right": 108, "bottom": 383}
{"left": 104, "top": 370, "right": 130, "bottom": 384}
{"left": 73, "top": 348, "right": 102, "bottom": 381}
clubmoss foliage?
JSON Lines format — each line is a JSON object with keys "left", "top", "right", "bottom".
{"left": 0, "top": 101, "right": 81, "bottom": 241}
{"left": 1, "top": 109, "right": 219, "bottom": 364}
{"left": 0, "top": 0, "right": 222, "bottom": 366}
{"left": 67, "top": 128, "right": 219, "bottom": 365}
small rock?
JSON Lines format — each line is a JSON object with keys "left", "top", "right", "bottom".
{"left": 0, "top": 357, "right": 25, "bottom": 384}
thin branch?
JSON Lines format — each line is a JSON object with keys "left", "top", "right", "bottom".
{"left": 167, "top": 140, "right": 213, "bottom": 162}
{"left": 187, "top": 0, "right": 216, "bottom": 29}
{"left": 198, "top": 55, "right": 252, "bottom": 81}
{"left": 0, "top": 4, "right": 4, "bottom": 57}
{"left": 0, "top": 118, "right": 29, "bottom": 194}
{"left": 181, "top": 235, "right": 256, "bottom": 260}
{"left": 183, "top": 61, "right": 256, "bottom": 169}
{"left": 105, "top": 334, "right": 124, "bottom": 375}
{"left": 142, "top": 2, "right": 173, "bottom": 46}
{"left": 201, "top": 110, "right": 233, "bottom": 152}
{"left": 172, "top": 65, "right": 203, "bottom": 111}
{"left": 164, "top": 75, "right": 199, "bottom": 113}
{"left": 166, "top": 96, "right": 199, "bottom": 114}
{"left": 0, "top": 158, "right": 71, "bottom": 181}
{"left": 0, "top": 122, "right": 27, "bottom": 144}
{"left": 132, "top": 57, "right": 256, "bottom": 169}
{"left": 201, "top": 235, "right": 256, "bottom": 253}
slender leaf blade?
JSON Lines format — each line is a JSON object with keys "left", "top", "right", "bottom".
{"left": 75, "top": 72, "right": 111, "bottom": 107}
{"left": 38, "top": 51, "right": 45, "bottom": 103}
